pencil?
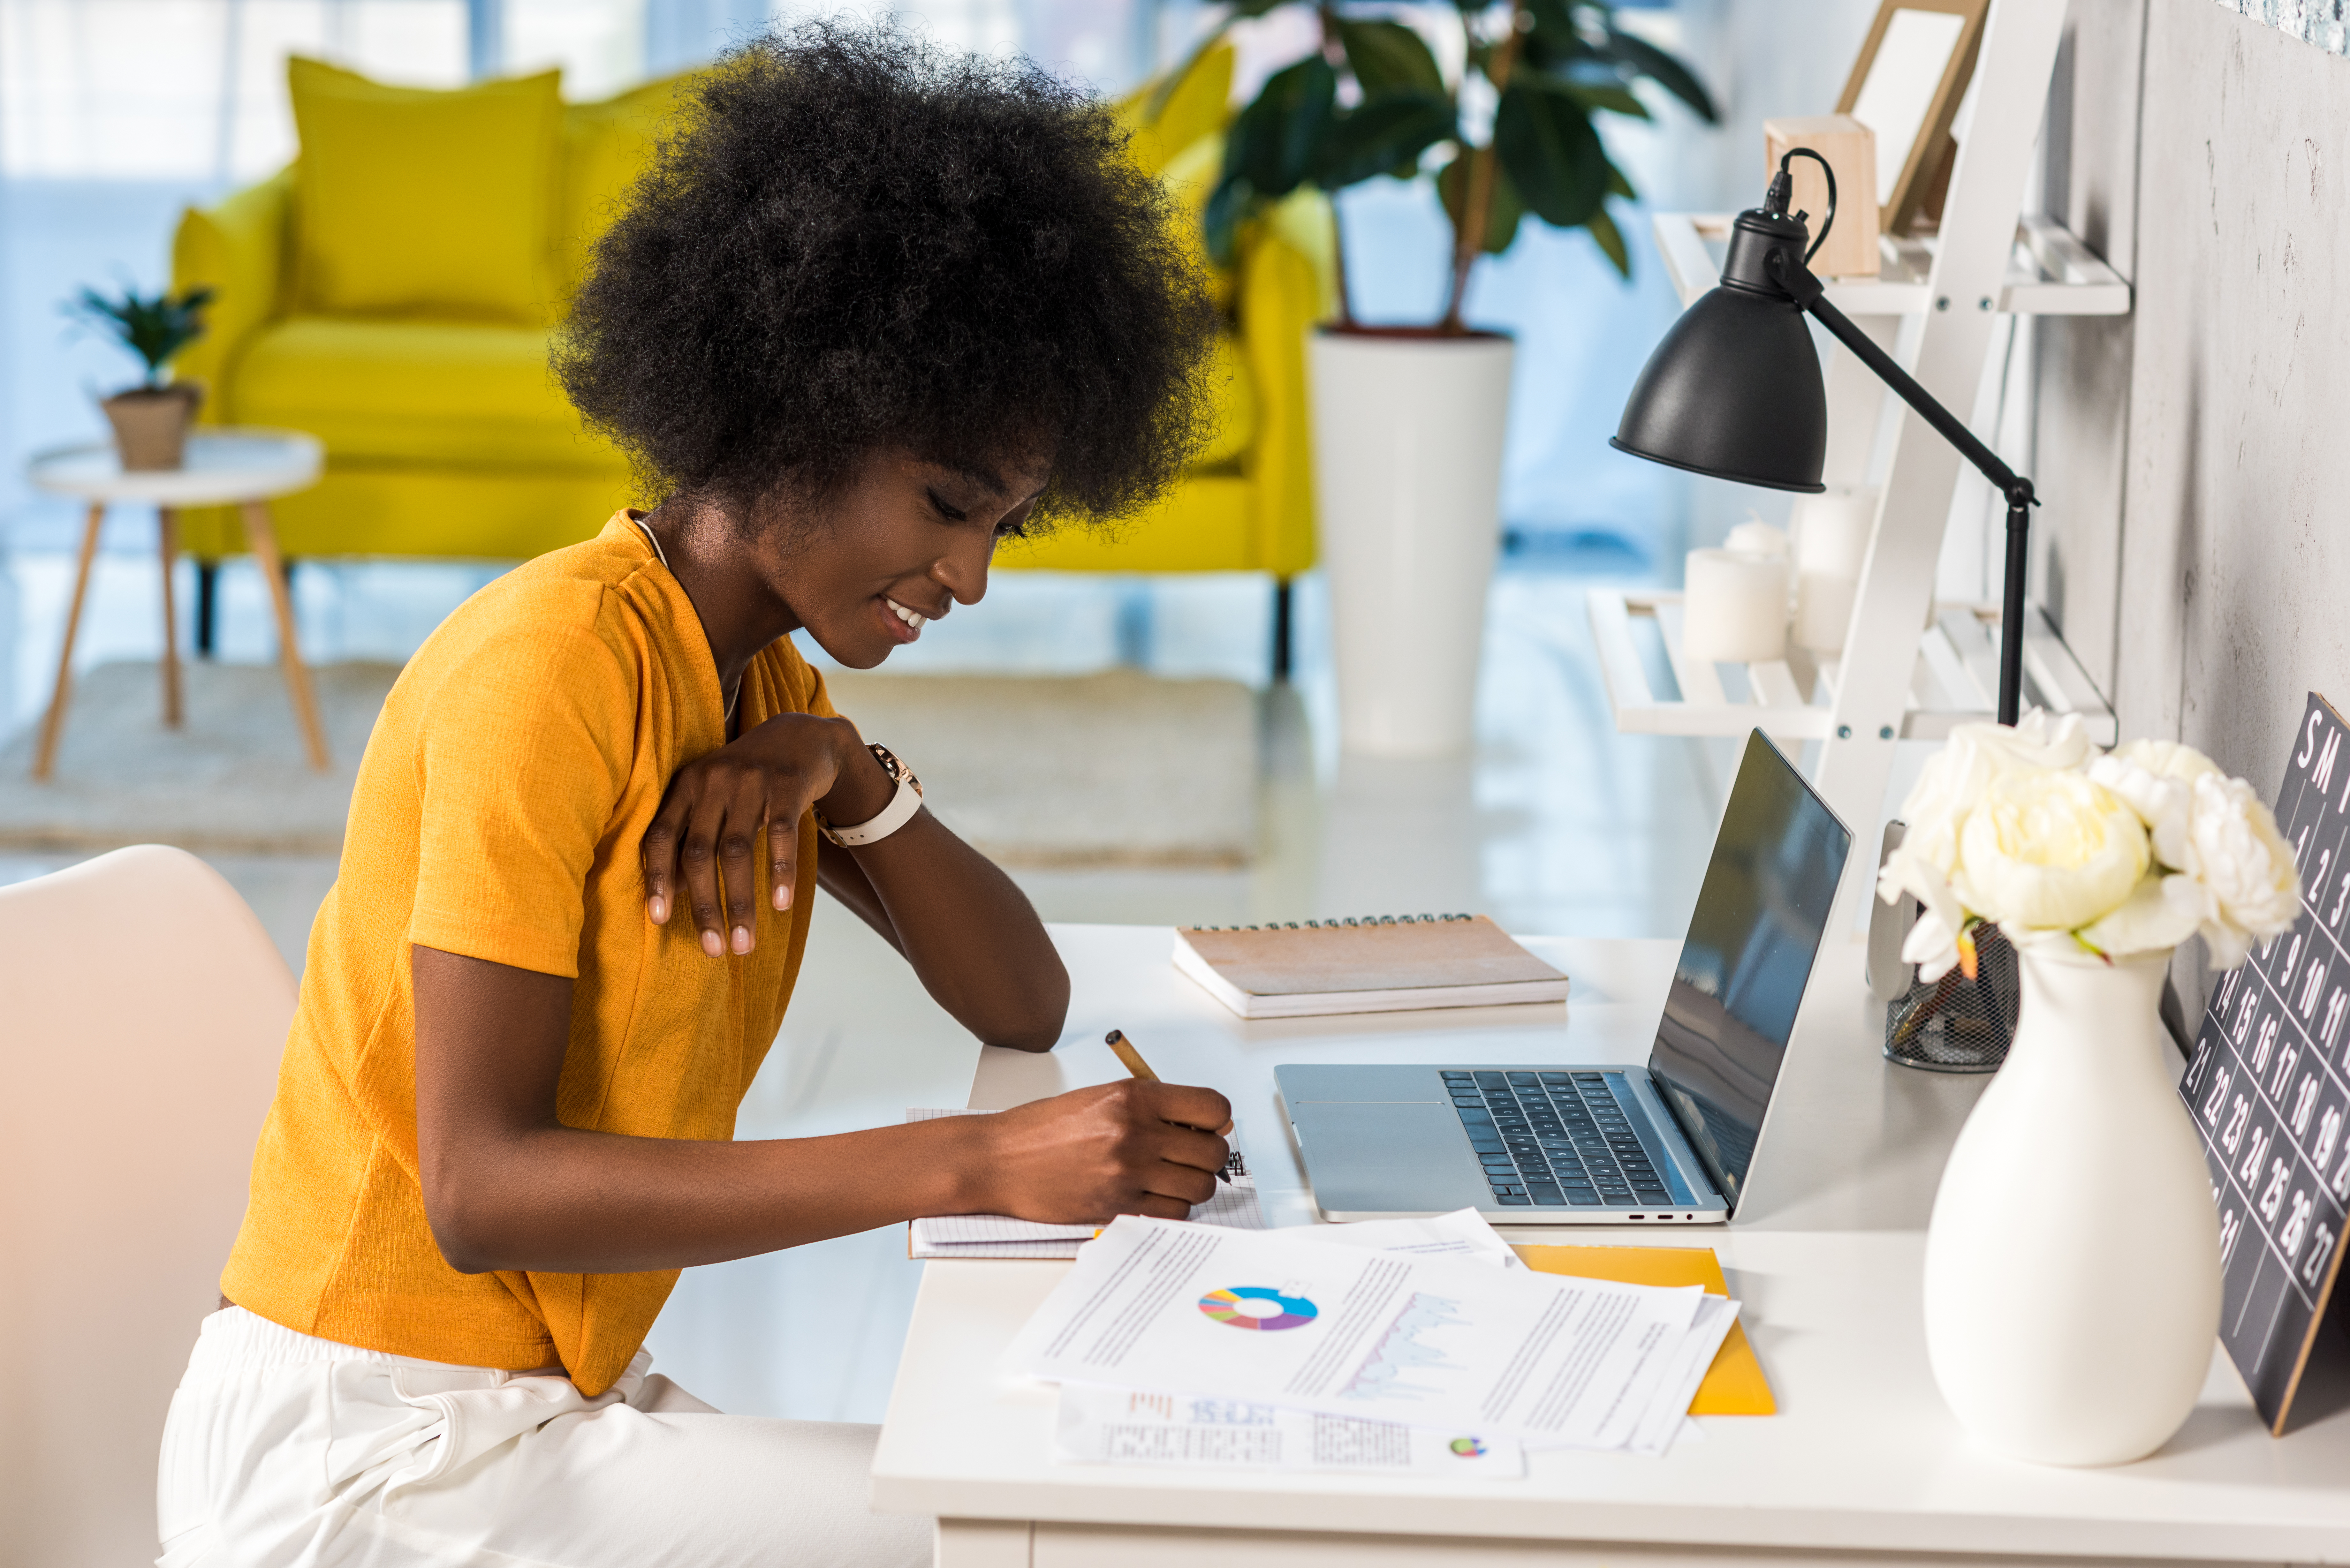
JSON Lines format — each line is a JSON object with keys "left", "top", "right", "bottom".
{"left": 1105, "top": 1029, "right": 1233, "bottom": 1177}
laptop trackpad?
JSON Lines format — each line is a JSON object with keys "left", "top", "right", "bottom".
{"left": 1291, "top": 1100, "right": 1486, "bottom": 1215}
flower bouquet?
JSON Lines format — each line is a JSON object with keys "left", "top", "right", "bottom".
{"left": 1879, "top": 709, "right": 2300, "bottom": 981}
{"left": 1877, "top": 711, "right": 2303, "bottom": 1466}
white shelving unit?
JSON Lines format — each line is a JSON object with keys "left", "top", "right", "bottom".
{"left": 1584, "top": 0, "right": 2126, "bottom": 861}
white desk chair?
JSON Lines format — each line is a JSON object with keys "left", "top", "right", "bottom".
{"left": 0, "top": 847, "right": 294, "bottom": 1565}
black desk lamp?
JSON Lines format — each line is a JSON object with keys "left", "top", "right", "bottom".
{"left": 1611, "top": 149, "right": 2037, "bottom": 726}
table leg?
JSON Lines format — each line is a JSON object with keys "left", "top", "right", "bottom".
{"left": 32, "top": 505, "right": 106, "bottom": 780}
{"left": 239, "top": 500, "right": 331, "bottom": 772}
{"left": 158, "top": 505, "right": 183, "bottom": 728}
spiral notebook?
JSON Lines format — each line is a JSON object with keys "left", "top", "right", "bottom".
{"left": 1172, "top": 914, "right": 1569, "bottom": 1019}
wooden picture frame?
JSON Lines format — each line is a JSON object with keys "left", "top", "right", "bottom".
{"left": 1835, "top": 0, "right": 1990, "bottom": 237}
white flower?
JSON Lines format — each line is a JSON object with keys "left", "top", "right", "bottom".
{"left": 2088, "top": 739, "right": 2220, "bottom": 872}
{"left": 1953, "top": 770, "right": 2149, "bottom": 932}
{"left": 2076, "top": 871, "right": 2209, "bottom": 957}
{"left": 2187, "top": 774, "right": 2300, "bottom": 968}
{"left": 1878, "top": 709, "right": 2091, "bottom": 937}
{"left": 1900, "top": 902, "right": 1965, "bottom": 983}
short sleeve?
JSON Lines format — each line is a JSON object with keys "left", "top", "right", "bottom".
{"left": 407, "top": 591, "right": 635, "bottom": 978}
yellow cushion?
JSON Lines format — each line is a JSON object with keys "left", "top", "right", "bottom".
{"left": 234, "top": 317, "right": 622, "bottom": 471}
{"left": 288, "top": 57, "right": 563, "bottom": 322}
{"left": 1117, "top": 42, "right": 1233, "bottom": 177}
{"left": 558, "top": 72, "right": 696, "bottom": 296}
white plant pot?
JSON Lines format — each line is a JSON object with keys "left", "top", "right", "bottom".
{"left": 1922, "top": 944, "right": 2222, "bottom": 1465}
{"left": 1308, "top": 331, "right": 1513, "bottom": 757}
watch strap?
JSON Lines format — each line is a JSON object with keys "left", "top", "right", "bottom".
{"left": 818, "top": 743, "right": 924, "bottom": 847}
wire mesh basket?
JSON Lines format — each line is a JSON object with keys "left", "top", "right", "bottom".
{"left": 1884, "top": 923, "right": 2022, "bottom": 1074}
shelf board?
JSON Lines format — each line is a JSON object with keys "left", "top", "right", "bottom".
{"left": 1586, "top": 588, "right": 2117, "bottom": 746}
{"left": 1652, "top": 213, "right": 2132, "bottom": 318}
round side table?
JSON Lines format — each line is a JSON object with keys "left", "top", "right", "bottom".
{"left": 26, "top": 427, "right": 330, "bottom": 780}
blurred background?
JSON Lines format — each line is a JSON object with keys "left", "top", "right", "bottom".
{"left": 0, "top": 0, "right": 1908, "bottom": 1424}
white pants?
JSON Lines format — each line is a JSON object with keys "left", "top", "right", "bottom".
{"left": 156, "top": 1308, "right": 932, "bottom": 1568}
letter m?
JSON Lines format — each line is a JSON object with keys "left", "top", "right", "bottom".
{"left": 2316, "top": 727, "right": 2343, "bottom": 794}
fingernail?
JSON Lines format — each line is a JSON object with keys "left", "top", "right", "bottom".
{"left": 701, "top": 930, "right": 722, "bottom": 957}
{"left": 648, "top": 896, "right": 666, "bottom": 922}
{"left": 772, "top": 885, "right": 790, "bottom": 910}
{"left": 731, "top": 925, "right": 751, "bottom": 955}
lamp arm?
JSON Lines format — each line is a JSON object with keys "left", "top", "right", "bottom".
{"left": 1765, "top": 248, "right": 2035, "bottom": 726}
{"left": 1766, "top": 250, "right": 2027, "bottom": 505}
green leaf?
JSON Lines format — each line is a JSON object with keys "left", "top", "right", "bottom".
{"left": 1564, "top": 79, "right": 1650, "bottom": 120}
{"left": 67, "top": 283, "right": 213, "bottom": 382}
{"left": 1334, "top": 18, "right": 1446, "bottom": 99}
{"left": 1438, "top": 152, "right": 1528, "bottom": 255}
{"left": 1606, "top": 160, "right": 1635, "bottom": 200}
{"left": 1203, "top": 175, "right": 1254, "bottom": 269}
{"left": 1602, "top": 26, "right": 1717, "bottom": 124}
{"left": 1493, "top": 79, "right": 1608, "bottom": 229}
{"left": 1586, "top": 203, "right": 1630, "bottom": 278}
{"left": 1222, "top": 54, "right": 1337, "bottom": 198}
{"left": 1314, "top": 90, "right": 1456, "bottom": 190}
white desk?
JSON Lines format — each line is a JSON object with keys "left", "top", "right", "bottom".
{"left": 870, "top": 926, "right": 2350, "bottom": 1566}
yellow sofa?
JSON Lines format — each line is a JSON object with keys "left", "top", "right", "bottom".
{"left": 170, "top": 50, "right": 1331, "bottom": 645}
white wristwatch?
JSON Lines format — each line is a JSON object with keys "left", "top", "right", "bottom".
{"left": 817, "top": 743, "right": 924, "bottom": 847}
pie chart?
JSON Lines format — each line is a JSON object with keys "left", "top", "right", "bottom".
{"left": 1198, "top": 1285, "right": 1318, "bottom": 1331}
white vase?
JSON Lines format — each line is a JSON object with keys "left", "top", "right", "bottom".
{"left": 1922, "top": 944, "right": 2222, "bottom": 1465}
{"left": 1307, "top": 331, "right": 1514, "bottom": 758}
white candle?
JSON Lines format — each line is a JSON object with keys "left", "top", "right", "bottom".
{"left": 1725, "top": 518, "right": 1791, "bottom": 558}
{"left": 1791, "top": 488, "right": 1876, "bottom": 653}
{"left": 1795, "top": 571, "right": 1859, "bottom": 652}
{"left": 1684, "top": 547, "right": 1790, "bottom": 663}
{"left": 1793, "top": 487, "right": 1876, "bottom": 576}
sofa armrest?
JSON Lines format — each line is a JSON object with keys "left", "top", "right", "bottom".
{"left": 1237, "top": 189, "right": 1337, "bottom": 579}
{"left": 171, "top": 168, "right": 293, "bottom": 422}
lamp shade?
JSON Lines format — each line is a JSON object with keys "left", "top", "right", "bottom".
{"left": 1611, "top": 283, "right": 1828, "bottom": 493}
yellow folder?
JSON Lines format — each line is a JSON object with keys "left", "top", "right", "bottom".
{"left": 1514, "top": 1244, "right": 1776, "bottom": 1415}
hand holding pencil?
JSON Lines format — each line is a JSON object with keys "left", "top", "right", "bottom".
{"left": 1107, "top": 1029, "right": 1237, "bottom": 1178}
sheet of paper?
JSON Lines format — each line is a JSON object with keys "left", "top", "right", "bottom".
{"left": 1005, "top": 1215, "right": 1705, "bottom": 1448}
{"left": 1054, "top": 1385, "right": 1527, "bottom": 1476}
{"left": 1267, "top": 1209, "right": 1525, "bottom": 1270}
{"left": 1522, "top": 1296, "right": 1739, "bottom": 1458}
{"left": 907, "top": 1110, "right": 1262, "bottom": 1256}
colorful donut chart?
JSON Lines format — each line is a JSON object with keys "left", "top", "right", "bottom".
{"left": 1449, "top": 1436, "right": 1488, "bottom": 1458}
{"left": 1197, "top": 1285, "right": 1319, "bottom": 1331}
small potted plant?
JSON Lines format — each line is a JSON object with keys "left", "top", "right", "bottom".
{"left": 68, "top": 283, "right": 215, "bottom": 471}
{"left": 1190, "top": 1, "right": 1713, "bottom": 755}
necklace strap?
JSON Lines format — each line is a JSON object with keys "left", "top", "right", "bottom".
{"left": 635, "top": 515, "right": 738, "bottom": 728}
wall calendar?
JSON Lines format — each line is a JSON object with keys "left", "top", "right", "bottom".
{"left": 2181, "top": 691, "right": 2350, "bottom": 1432}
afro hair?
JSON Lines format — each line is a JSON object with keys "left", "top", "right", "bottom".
{"left": 555, "top": 20, "right": 1221, "bottom": 531}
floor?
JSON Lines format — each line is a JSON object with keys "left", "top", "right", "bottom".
{"left": 0, "top": 538, "right": 1724, "bottom": 1425}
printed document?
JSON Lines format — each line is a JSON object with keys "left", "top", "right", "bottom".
{"left": 1005, "top": 1214, "right": 1705, "bottom": 1449}
{"left": 1054, "top": 1386, "right": 1528, "bottom": 1475}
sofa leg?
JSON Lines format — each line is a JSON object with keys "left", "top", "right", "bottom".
{"left": 195, "top": 561, "right": 218, "bottom": 659}
{"left": 1271, "top": 578, "right": 1293, "bottom": 684}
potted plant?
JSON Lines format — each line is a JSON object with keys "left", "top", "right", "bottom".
{"left": 68, "top": 284, "right": 215, "bottom": 471}
{"left": 1192, "top": 2, "right": 1712, "bottom": 754}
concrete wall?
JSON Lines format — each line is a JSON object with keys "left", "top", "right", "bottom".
{"left": 2037, "top": 0, "right": 2350, "bottom": 1005}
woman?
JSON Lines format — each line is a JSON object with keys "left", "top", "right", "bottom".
{"left": 157, "top": 24, "right": 1228, "bottom": 1567}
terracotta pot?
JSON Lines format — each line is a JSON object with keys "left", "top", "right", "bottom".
{"left": 100, "top": 383, "right": 204, "bottom": 471}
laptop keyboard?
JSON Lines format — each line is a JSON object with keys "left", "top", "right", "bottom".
{"left": 1442, "top": 1070, "right": 1676, "bottom": 1209}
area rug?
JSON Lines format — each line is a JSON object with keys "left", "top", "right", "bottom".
{"left": 0, "top": 661, "right": 398, "bottom": 854}
{"left": 0, "top": 661, "right": 1260, "bottom": 866}
{"left": 822, "top": 667, "right": 1258, "bottom": 867}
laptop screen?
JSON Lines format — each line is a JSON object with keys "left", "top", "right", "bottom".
{"left": 1647, "top": 731, "right": 1850, "bottom": 1209}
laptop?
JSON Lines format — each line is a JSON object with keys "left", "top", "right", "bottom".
{"left": 1275, "top": 730, "right": 1851, "bottom": 1225}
